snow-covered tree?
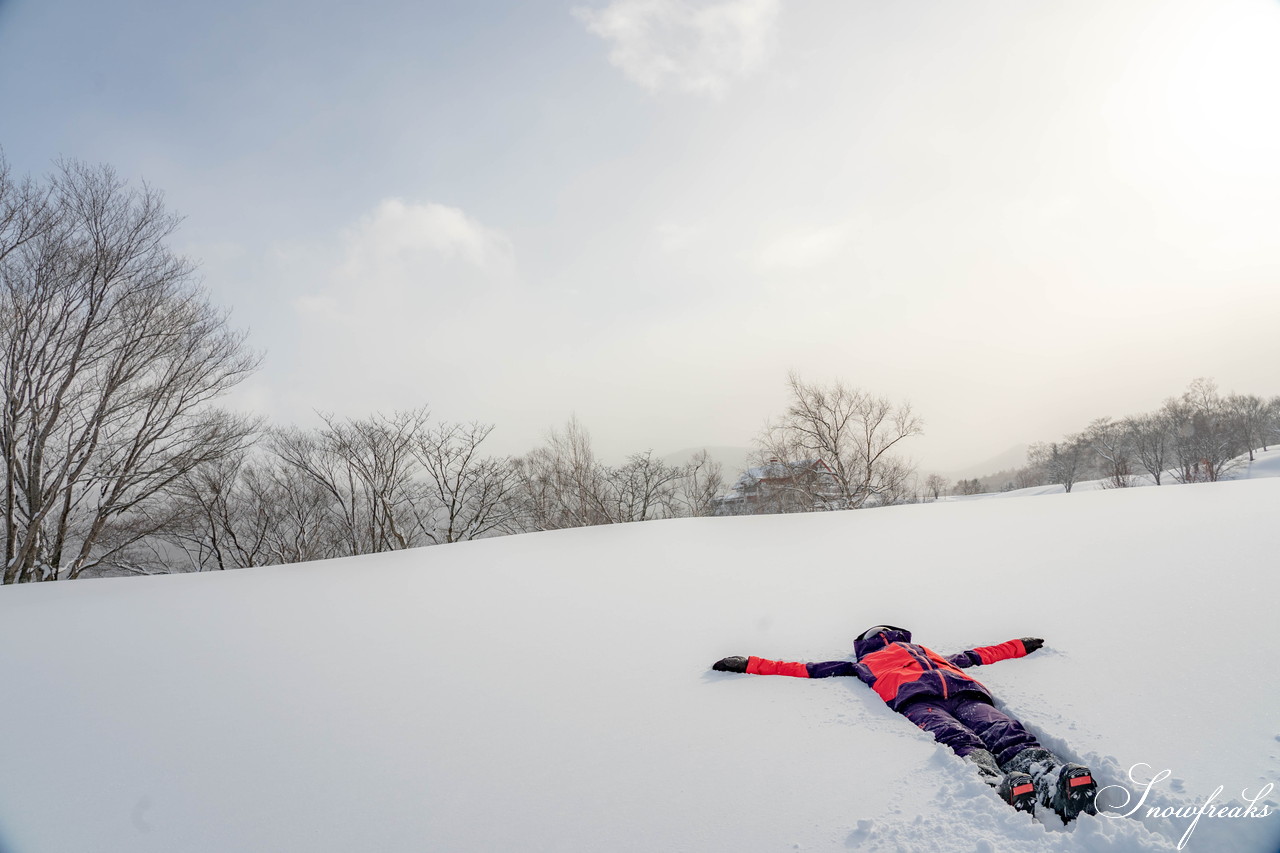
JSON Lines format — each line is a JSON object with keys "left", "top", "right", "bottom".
{"left": 757, "top": 372, "right": 922, "bottom": 510}
{"left": 923, "top": 473, "right": 949, "bottom": 501}
{"left": 1, "top": 158, "right": 259, "bottom": 582}
{"left": 675, "top": 449, "right": 725, "bottom": 518}
{"left": 1164, "top": 379, "right": 1241, "bottom": 484}
{"left": 1085, "top": 417, "right": 1136, "bottom": 489}
{"left": 1028, "top": 435, "right": 1088, "bottom": 493}
{"left": 1223, "top": 393, "right": 1270, "bottom": 462}
{"left": 1123, "top": 412, "right": 1174, "bottom": 486}
{"left": 412, "top": 421, "right": 520, "bottom": 544}
{"left": 271, "top": 409, "right": 429, "bottom": 556}
{"left": 512, "top": 417, "right": 613, "bottom": 530}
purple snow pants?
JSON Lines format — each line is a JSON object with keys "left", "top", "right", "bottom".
{"left": 899, "top": 693, "right": 1040, "bottom": 767}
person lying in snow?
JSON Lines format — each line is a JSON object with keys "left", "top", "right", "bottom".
{"left": 711, "top": 624, "right": 1098, "bottom": 822}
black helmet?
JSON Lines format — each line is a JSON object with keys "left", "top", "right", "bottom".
{"left": 858, "top": 624, "right": 909, "bottom": 641}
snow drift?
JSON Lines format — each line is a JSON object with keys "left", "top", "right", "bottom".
{"left": 2, "top": 472, "right": 1279, "bottom": 852}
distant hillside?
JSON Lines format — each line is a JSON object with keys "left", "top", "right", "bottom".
{"left": 942, "top": 443, "right": 1030, "bottom": 481}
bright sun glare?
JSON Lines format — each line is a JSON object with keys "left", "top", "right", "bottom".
{"left": 1151, "top": 1, "right": 1280, "bottom": 178}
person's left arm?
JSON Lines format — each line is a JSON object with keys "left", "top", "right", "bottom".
{"left": 946, "top": 637, "right": 1044, "bottom": 668}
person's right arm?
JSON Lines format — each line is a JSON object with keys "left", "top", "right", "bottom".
{"left": 711, "top": 656, "right": 859, "bottom": 678}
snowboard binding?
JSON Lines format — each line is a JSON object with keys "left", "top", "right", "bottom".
{"left": 998, "top": 771, "right": 1037, "bottom": 815}
{"left": 1048, "top": 764, "right": 1097, "bottom": 822}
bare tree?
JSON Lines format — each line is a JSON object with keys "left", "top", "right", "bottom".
{"left": 166, "top": 455, "right": 271, "bottom": 571}
{"left": 923, "top": 473, "right": 948, "bottom": 501}
{"left": 606, "top": 450, "right": 684, "bottom": 522}
{"left": 1013, "top": 465, "right": 1045, "bottom": 489}
{"left": 512, "top": 417, "right": 613, "bottom": 530}
{"left": 1028, "top": 435, "right": 1088, "bottom": 493}
{"left": 2, "top": 159, "right": 259, "bottom": 582}
{"left": 675, "top": 449, "right": 725, "bottom": 517}
{"left": 512, "top": 420, "right": 701, "bottom": 528}
{"left": 874, "top": 463, "right": 919, "bottom": 506}
{"left": 190, "top": 413, "right": 520, "bottom": 560}
{"left": 1164, "top": 379, "right": 1240, "bottom": 483}
{"left": 0, "top": 156, "right": 55, "bottom": 267}
{"left": 164, "top": 452, "right": 344, "bottom": 571}
{"left": 1085, "top": 417, "right": 1136, "bottom": 489}
{"left": 1124, "top": 412, "right": 1173, "bottom": 486}
{"left": 271, "top": 409, "right": 429, "bottom": 555}
{"left": 1267, "top": 397, "right": 1280, "bottom": 451}
{"left": 250, "top": 461, "right": 347, "bottom": 565}
{"left": 758, "top": 372, "right": 923, "bottom": 509}
{"left": 1224, "top": 393, "right": 1269, "bottom": 462}
{"left": 412, "top": 421, "right": 519, "bottom": 543}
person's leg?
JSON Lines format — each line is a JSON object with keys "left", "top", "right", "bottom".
{"left": 899, "top": 700, "right": 987, "bottom": 758}
{"left": 949, "top": 697, "right": 1043, "bottom": 768}
{"left": 899, "top": 700, "right": 1009, "bottom": 791}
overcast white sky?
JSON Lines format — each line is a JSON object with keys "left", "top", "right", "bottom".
{"left": 3, "top": 0, "right": 1279, "bottom": 474}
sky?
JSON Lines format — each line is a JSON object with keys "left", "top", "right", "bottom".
{"left": 2, "top": 0, "right": 1279, "bottom": 475}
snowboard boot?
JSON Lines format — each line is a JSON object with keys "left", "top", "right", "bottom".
{"left": 1001, "top": 747, "right": 1060, "bottom": 814}
{"left": 997, "top": 771, "right": 1037, "bottom": 815}
{"left": 964, "top": 749, "right": 1003, "bottom": 786}
{"left": 1047, "top": 763, "right": 1097, "bottom": 822}
{"left": 1002, "top": 747, "right": 1056, "bottom": 779}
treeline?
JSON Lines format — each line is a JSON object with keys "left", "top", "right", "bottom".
{"left": 969, "top": 378, "right": 1280, "bottom": 495}
{"left": 158, "top": 413, "right": 728, "bottom": 576}
{"left": 154, "top": 370, "right": 926, "bottom": 576}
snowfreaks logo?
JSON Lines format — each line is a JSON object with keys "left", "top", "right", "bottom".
{"left": 1096, "top": 763, "right": 1273, "bottom": 850}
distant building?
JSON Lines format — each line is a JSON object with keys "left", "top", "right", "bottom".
{"left": 713, "top": 458, "right": 844, "bottom": 515}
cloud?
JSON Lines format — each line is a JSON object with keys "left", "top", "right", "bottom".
{"left": 289, "top": 197, "right": 517, "bottom": 329}
{"left": 755, "top": 222, "right": 853, "bottom": 272}
{"left": 335, "top": 198, "right": 514, "bottom": 286}
{"left": 278, "top": 199, "right": 525, "bottom": 417}
{"left": 574, "top": 0, "right": 780, "bottom": 96}
{"left": 654, "top": 220, "right": 703, "bottom": 253}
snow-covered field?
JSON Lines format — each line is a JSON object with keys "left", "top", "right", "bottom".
{"left": 2, "top": 459, "right": 1279, "bottom": 852}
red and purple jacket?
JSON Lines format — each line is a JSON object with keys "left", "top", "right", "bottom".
{"left": 745, "top": 627, "right": 1033, "bottom": 711}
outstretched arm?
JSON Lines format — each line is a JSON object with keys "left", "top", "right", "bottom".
{"left": 946, "top": 637, "right": 1044, "bottom": 669}
{"left": 711, "top": 655, "right": 860, "bottom": 678}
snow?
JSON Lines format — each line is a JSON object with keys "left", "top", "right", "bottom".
{"left": 2, "top": 467, "right": 1279, "bottom": 851}
{"left": 1238, "top": 447, "right": 1280, "bottom": 480}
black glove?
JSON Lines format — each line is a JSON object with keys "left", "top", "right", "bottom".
{"left": 1021, "top": 637, "right": 1044, "bottom": 654}
{"left": 712, "top": 655, "right": 749, "bottom": 673}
